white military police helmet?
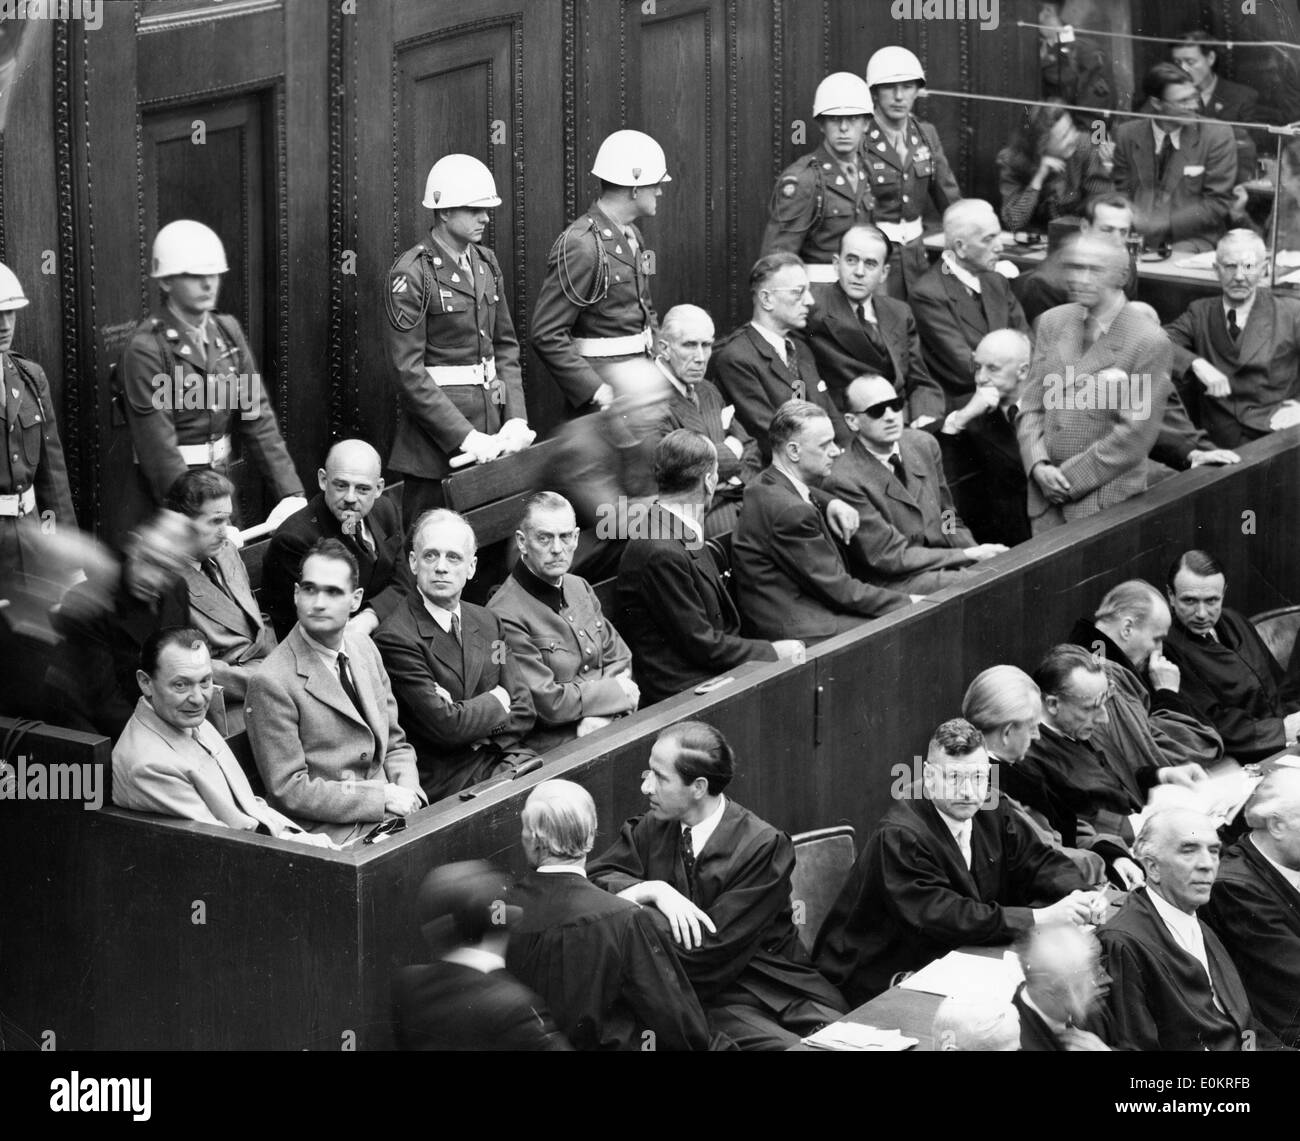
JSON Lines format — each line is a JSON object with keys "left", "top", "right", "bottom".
{"left": 0, "top": 262, "right": 30, "bottom": 310}
{"left": 813, "top": 72, "right": 873, "bottom": 117}
{"left": 865, "top": 46, "right": 927, "bottom": 90}
{"left": 591, "top": 130, "right": 673, "bottom": 187}
{"left": 151, "top": 220, "right": 230, "bottom": 278}
{"left": 422, "top": 154, "right": 502, "bottom": 210}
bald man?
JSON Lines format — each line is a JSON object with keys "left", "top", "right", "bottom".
{"left": 824, "top": 374, "right": 1005, "bottom": 594}
{"left": 1013, "top": 924, "right": 1116, "bottom": 1051}
{"left": 263, "top": 439, "right": 411, "bottom": 638}
{"left": 1203, "top": 769, "right": 1300, "bottom": 1048}
{"left": 932, "top": 997, "right": 1021, "bottom": 1051}
{"left": 1098, "top": 808, "right": 1282, "bottom": 1050}
{"left": 647, "top": 304, "right": 761, "bottom": 537}
{"left": 938, "top": 329, "right": 1032, "bottom": 545}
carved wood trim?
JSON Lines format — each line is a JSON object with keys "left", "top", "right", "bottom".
{"left": 138, "top": 0, "right": 283, "bottom": 34}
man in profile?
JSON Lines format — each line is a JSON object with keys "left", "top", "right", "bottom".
{"left": 263, "top": 440, "right": 409, "bottom": 639}
{"left": 393, "top": 860, "right": 570, "bottom": 1051}
{"left": 506, "top": 779, "right": 714, "bottom": 1051}
{"left": 113, "top": 627, "right": 332, "bottom": 847}
{"left": 588, "top": 721, "right": 847, "bottom": 1049}
{"left": 814, "top": 718, "right": 1096, "bottom": 1006}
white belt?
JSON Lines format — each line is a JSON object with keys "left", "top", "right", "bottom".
{"left": 805, "top": 263, "right": 838, "bottom": 283}
{"left": 426, "top": 359, "right": 498, "bottom": 387}
{"left": 0, "top": 486, "right": 36, "bottom": 518}
{"left": 173, "top": 436, "right": 232, "bottom": 466}
{"left": 572, "top": 328, "right": 653, "bottom": 358}
{"left": 876, "top": 217, "right": 925, "bottom": 244}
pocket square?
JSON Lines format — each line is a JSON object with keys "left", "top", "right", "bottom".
{"left": 1183, "top": 164, "right": 1205, "bottom": 177}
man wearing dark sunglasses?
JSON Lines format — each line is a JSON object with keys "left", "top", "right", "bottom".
{"left": 826, "top": 374, "right": 1007, "bottom": 595}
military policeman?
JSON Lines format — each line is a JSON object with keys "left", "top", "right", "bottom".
{"left": 531, "top": 130, "right": 669, "bottom": 414}
{"left": 115, "top": 220, "right": 305, "bottom": 541}
{"left": 862, "top": 47, "right": 962, "bottom": 299}
{"left": 762, "top": 72, "right": 877, "bottom": 280}
{"left": 384, "top": 154, "right": 534, "bottom": 527}
{"left": 0, "top": 262, "right": 75, "bottom": 574}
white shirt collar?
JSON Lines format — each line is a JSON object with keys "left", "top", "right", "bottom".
{"left": 686, "top": 794, "right": 727, "bottom": 857}
{"left": 657, "top": 500, "right": 705, "bottom": 546}
{"left": 300, "top": 627, "right": 344, "bottom": 668}
{"left": 863, "top": 440, "right": 902, "bottom": 473}
{"left": 1090, "top": 293, "right": 1127, "bottom": 336}
{"left": 750, "top": 320, "right": 792, "bottom": 363}
{"left": 536, "top": 864, "right": 588, "bottom": 877}
{"left": 854, "top": 294, "right": 878, "bottom": 323}
{"left": 773, "top": 462, "right": 813, "bottom": 504}
{"left": 654, "top": 356, "right": 692, "bottom": 401}
{"left": 422, "top": 594, "right": 462, "bottom": 633}
{"left": 1250, "top": 835, "right": 1300, "bottom": 892}
{"left": 1147, "top": 885, "right": 1205, "bottom": 951}
{"left": 1151, "top": 122, "right": 1182, "bottom": 150}
{"left": 936, "top": 806, "right": 973, "bottom": 850}
{"left": 1224, "top": 293, "right": 1257, "bottom": 327}
{"left": 166, "top": 302, "right": 212, "bottom": 345}
{"left": 441, "top": 947, "right": 506, "bottom": 974}
{"left": 941, "top": 249, "right": 982, "bottom": 294}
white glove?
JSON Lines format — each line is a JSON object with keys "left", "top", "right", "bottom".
{"left": 459, "top": 429, "right": 503, "bottom": 466}
{"left": 994, "top": 259, "right": 1020, "bottom": 279}
{"left": 1269, "top": 401, "right": 1300, "bottom": 431}
{"left": 591, "top": 383, "right": 615, "bottom": 410}
{"left": 496, "top": 418, "right": 536, "bottom": 455}
{"left": 265, "top": 495, "right": 308, "bottom": 531}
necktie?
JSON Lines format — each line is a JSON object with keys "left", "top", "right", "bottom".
{"left": 888, "top": 453, "right": 907, "bottom": 487}
{"left": 860, "top": 305, "right": 885, "bottom": 353}
{"left": 355, "top": 523, "right": 375, "bottom": 556}
{"left": 783, "top": 338, "right": 804, "bottom": 398}
{"left": 450, "top": 612, "right": 462, "bottom": 645}
{"left": 680, "top": 826, "right": 697, "bottom": 882}
{"left": 1156, "top": 132, "right": 1175, "bottom": 182}
{"left": 458, "top": 251, "right": 472, "bottom": 276}
{"left": 1227, "top": 309, "right": 1240, "bottom": 342}
{"left": 336, "top": 651, "right": 365, "bottom": 718}
{"left": 622, "top": 227, "right": 639, "bottom": 256}
{"left": 1082, "top": 315, "right": 1102, "bottom": 350}
{"left": 843, "top": 159, "right": 859, "bottom": 194}
{"left": 201, "top": 557, "right": 227, "bottom": 596}
{"left": 686, "top": 384, "right": 700, "bottom": 409}
{"left": 957, "top": 825, "right": 973, "bottom": 869}
{"left": 1005, "top": 403, "right": 1019, "bottom": 426}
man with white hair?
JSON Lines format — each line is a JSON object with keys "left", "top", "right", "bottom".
{"left": 1203, "top": 768, "right": 1300, "bottom": 1048}
{"left": 1164, "top": 229, "right": 1300, "bottom": 447}
{"left": 1098, "top": 807, "right": 1281, "bottom": 1050}
{"left": 1013, "top": 923, "right": 1116, "bottom": 1050}
{"left": 910, "top": 200, "right": 1030, "bottom": 418}
{"left": 1016, "top": 233, "right": 1174, "bottom": 531}
{"left": 932, "top": 997, "right": 1021, "bottom": 1051}
{"left": 647, "top": 304, "right": 759, "bottom": 536}
{"left": 506, "top": 779, "right": 714, "bottom": 1051}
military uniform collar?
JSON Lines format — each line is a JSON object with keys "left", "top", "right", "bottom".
{"left": 510, "top": 558, "right": 566, "bottom": 613}
{"left": 424, "top": 232, "right": 480, "bottom": 295}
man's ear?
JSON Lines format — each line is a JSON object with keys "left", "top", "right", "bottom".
{"left": 349, "top": 588, "right": 363, "bottom": 616}
{"left": 136, "top": 669, "right": 152, "bottom": 699}
{"left": 317, "top": 468, "right": 328, "bottom": 493}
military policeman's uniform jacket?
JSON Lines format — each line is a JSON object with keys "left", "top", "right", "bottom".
{"left": 531, "top": 203, "right": 658, "bottom": 410}
{"left": 762, "top": 141, "right": 876, "bottom": 278}
{"left": 115, "top": 305, "right": 302, "bottom": 525}
{"left": 0, "top": 349, "right": 74, "bottom": 572}
{"left": 384, "top": 234, "right": 526, "bottom": 481}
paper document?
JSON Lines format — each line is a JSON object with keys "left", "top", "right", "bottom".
{"left": 897, "top": 949, "right": 1024, "bottom": 1002}
{"left": 801, "top": 1023, "right": 918, "bottom": 1051}
{"left": 1128, "top": 766, "right": 1263, "bottom": 837}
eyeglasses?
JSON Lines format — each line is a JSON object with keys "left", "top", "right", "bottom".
{"left": 765, "top": 286, "right": 812, "bottom": 298}
{"left": 1215, "top": 261, "right": 1259, "bottom": 274}
{"left": 847, "top": 397, "right": 906, "bottom": 419}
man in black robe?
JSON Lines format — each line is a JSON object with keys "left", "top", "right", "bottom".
{"left": 1012, "top": 923, "right": 1117, "bottom": 1051}
{"left": 1163, "top": 550, "right": 1300, "bottom": 763}
{"left": 588, "top": 721, "right": 846, "bottom": 1050}
{"left": 1202, "top": 769, "right": 1300, "bottom": 1048}
{"left": 505, "top": 779, "right": 714, "bottom": 1051}
{"left": 814, "top": 717, "right": 1096, "bottom": 1006}
{"left": 1098, "top": 808, "right": 1283, "bottom": 1051}
{"left": 392, "top": 860, "right": 570, "bottom": 1051}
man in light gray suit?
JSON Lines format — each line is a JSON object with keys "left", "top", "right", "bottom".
{"left": 246, "top": 537, "right": 424, "bottom": 845}
{"left": 165, "top": 468, "right": 276, "bottom": 734}
{"left": 113, "top": 627, "right": 332, "bottom": 846}
{"left": 1017, "top": 235, "right": 1174, "bottom": 533}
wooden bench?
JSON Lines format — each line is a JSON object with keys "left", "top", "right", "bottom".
{"left": 441, "top": 437, "right": 561, "bottom": 549}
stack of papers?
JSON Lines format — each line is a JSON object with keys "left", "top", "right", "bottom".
{"left": 897, "top": 949, "right": 1024, "bottom": 1002}
{"left": 1128, "top": 766, "right": 1263, "bottom": 836}
{"left": 801, "top": 1023, "right": 918, "bottom": 1051}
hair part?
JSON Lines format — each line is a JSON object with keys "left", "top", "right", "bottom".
{"left": 164, "top": 468, "right": 234, "bottom": 519}
{"left": 1093, "top": 580, "right": 1165, "bottom": 627}
{"left": 1033, "top": 644, "right": 1104, "bottom": 700}
{"left": 1166, "top": 549, "right": 1225, "bottom": 593}
{"left": 411, "top": 507, "right": 478, "bottom": 559}
{"left": 302, "top": 536, "right": 360, "bottom": 591}
{"left": 961, "top": 665, "right": 1041, "bottom": 733}
{"left": 518, "top": 491, "right": 573, "bottom": 533}
{"left": 140, "top": 625, "right": 210, "bottom": 677}
{"left": 769, "top": 399, "right": 830, "bottom": 453}
{"left": 654, "top": 430, "right": 717, "bottom": 496}
{"left": 657, "top": 721, "right": 735, "bottom": 795}
{"left": 749, "top": 251, "right": 804, "bottom": 293}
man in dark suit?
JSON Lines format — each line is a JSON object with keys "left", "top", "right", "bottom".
{"left": 814, "top": 718, "right": 1096, "bottom": 1006}
{"left": 825, "top": 374, "right": 1006, "bottom": 595}
{"left": 393, "top": 859, "right": 570, "bottom": 1051}
{"left": 373, "top": 508, "right": 535, "bottom": 802}
{"left": 732, "top": 400, "right": 912, "bottom": 641}
{"left": 1164, "top": 229, "right": 1300, "bottom": 447}
{"left": 245, "top": 539, "right": 425, "bottom": 846}
{"left": 804, "top": 224, "right": 943, "bottom": 426}
{"left": 646, "top": 304, "right": 761, "bottom": 537}
{"left": 1203, "top": 768, "right": 1300, "bottom": 1048}
{"left": 1162, "top": 549, "right": 1300, "bottom": 764}
{"left": 165, "top": 469, "right": 275, "bottom": 734}
{"left": 909, "top": 199, "right": 1030, "bottom": 417}
{"left": 1012, "top": 923, "right": 1116, "bottom": 1051}
{"left": 588, "top": 721, "right": 847, "bottom": 1050}
{"left": 938, "top": 329, "right": 1032, "bottom": 546}
{"left": 617, "top": 431, "right": 801, "bottom": 705}
{"left": 1099, "top": 808, "right": 1282, "bottom": 1050}
{"left": 709, "top": 253, "right": 849, "bottom": 463}
{"left": 1171, "top": 32, "right": 1259, "bottom": 183}
{"left": 1112, "top": 63, "right": 1237, "bottom": 250}
{"left": 506, "top": 779, "right": 715, "bottom": 1051}
{"left": 262, "top": 440, "right": 410, "bottom": 640}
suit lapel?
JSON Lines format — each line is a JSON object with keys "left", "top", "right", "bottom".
{"left": 875, "top": 300, "right": 910, "bottom": 382}
{"left": 1237, "top": 293, "right": 1273, "bottom": 366}
{"left": 216, "top": 543, "right": 263, "bottom": 630}
{"left": 292, "top": 629, "right": 370, "bottom": 728}
{"left": 186, "top": 565, "right": 254, "bottom": 636}
{"left": 460, "top": 606, "right": 487, "bottom": 697}
{"left": 826, "top": 288, "right": 881, "bottom": 365}
{"left": 745, "top": 326, "right": 800, "bottom": 396}
{"left": 943, "top": 269, "right": 988, "bottom": 341}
